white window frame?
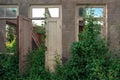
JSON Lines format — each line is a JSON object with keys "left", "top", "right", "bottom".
{"left": 75, "top": 5, "right": 107, "bottom": 41}
{"left": 29, "top": 5, "right": 61, "bottom": 20}
{"left": 0, "top": 5, "right": 19, "bottom": 19}
{"left": 29, "top": 5, "right": 62, "bottom": 27}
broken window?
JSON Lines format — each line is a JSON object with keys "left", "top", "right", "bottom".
{"left": 32, "top": 8, "right": 45, "bottom": 18}
{"left": 76, "top": 6, "right": 106, "bottom": 40}
{"left": 30, "top": 6, "right": 60, "bottom": 26}
{"left": 78, "top": 7, "right": 104, "bottom": 26}
{"left": 86, "top": 8, "right": 103, "bottom": 18}
{"left": 0, "top": 6, "right": 18, "bottom": 18}
{"left": 48, "top": 8, "right": 59, "bottom": 17}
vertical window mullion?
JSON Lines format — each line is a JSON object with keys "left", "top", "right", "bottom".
{"left": 4, "top": 8, "right": 6, "bottom": 18}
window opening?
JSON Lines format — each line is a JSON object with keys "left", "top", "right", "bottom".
{"left": 76, "top": 6, "right": 107, "bottom": 41}
{"left": 31, "top": 6, "right": 60, "bottom": 32}
{"left": 32, "top": 8, "right": 45, "bottom": 18}
{"left": 0, "top": 6, "right": 18, "bottom": 18}
{"left": 77, "top": 6, "right": 105, "bottom": 36}
{"left": 6, "top": 24, "right": 17, "bottom": 54}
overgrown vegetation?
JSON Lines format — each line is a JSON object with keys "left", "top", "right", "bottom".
{"left": 0, "top": 39, "right": 19, "bottom": 80}
{"left": 1, "top": 12, "right": 120, "bottom": 80}
{"left": 6, "top": 25, "right": 17, "bottom": 53}
{"left": 33, "top": 23, "right": 46, "bottom": 34}
{"left": 51, "top": 12, "right": 120, "bottom": 80}
{"left": 0, "top": 25, "right": 18, "bottom": 79}
{"left": 24, "top": 28, "right": 51, "bottom": 80}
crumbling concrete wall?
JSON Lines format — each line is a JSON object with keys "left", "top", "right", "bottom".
{"left": 107, "top": 0, "right": 120, "bottom": 56}
{"left": 0, "top": 20, "right": 6, "bottom": 52}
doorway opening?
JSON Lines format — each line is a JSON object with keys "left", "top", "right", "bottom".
{"left": 30, "top": 5, "right": 62, "bottom": 71}
{"left": 6, "top": 23, "right": 17, "bottom": 54}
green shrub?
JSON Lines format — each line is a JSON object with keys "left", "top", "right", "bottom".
{"left": 26, "top": 45, "right": 51, "bottom": 80}
{"left": 52, "top": 13, "right": 111, "bottom": 80}
{"left": 1, "top": 11, "right": 120, "bottom": 80}
{"left": 6, "top": 37, "right": 17, "bottom": 53}
{"left": 0, "top": 53, "right": 19, "bottom": 80}
{"left": 24, "top": 23, "right": 51, "bottom": 80}
{"left": 69, "top": 14, "right": 109, "bottom": 80}
{"left": 107, "top": 58, "right": 120, "bottom": 80}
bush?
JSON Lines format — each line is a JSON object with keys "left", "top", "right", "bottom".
{"left": 52, "top": 13, "right": 112, "bottom": 80}
{"left": 0, "top": 53, "right": 19, "bottom": 80}
{"left": 26, "top": 45, "right": 51, "bottom": 80}
{"left": 6, "top": 37, "right": 17, "bottom": 53}
{"left": 1, "top": 12, "right": 120, "bottom": 80}
{"left": 68, "top": 14, "right": 109, "bottom": 80}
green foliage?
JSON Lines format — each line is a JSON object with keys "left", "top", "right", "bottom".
{"left": 33, "top": 26, "right": 46, "bottom": 34}
{"left": 0, "top": 25, "right": 19, "bottom": 79}
{"left": 0, "top": 53, "right": 19, "bottom": 80}
{"left": 6, "top": 25, "right": 16, "bottom": 43}
{"left": 6, "top": 24, "right": 17, "bottom": 53}
{"left": 6, "top": 37, "right": 17, "bottom": 53}
{"left": 33, "top": 20, "right": 46, "bottom": 35}
{"left": 1, "top": 12, "right": 120, "bottom": 80}
{"left": 52, "top": 13, "right": 120, "bottom": 80}
{"left": 25, "top": 45, "right": 51, "bottom": 80}
{"left": 107, "top": 58, "right": 120, "bottom": 80}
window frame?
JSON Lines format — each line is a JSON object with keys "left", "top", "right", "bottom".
{"left": 75, "top": 5, "right": 107, "bottom": 41}
{"left": 29, "top": 5, "right": 61, "bottom": 26}
{"left": 0, "top": 5, "right": 19, "bottom": 19}
{"left": 30, "top": 5, "right": 61, "bottom": 20}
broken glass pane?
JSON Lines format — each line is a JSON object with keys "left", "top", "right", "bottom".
{"left": 6, "top": 8, "right": 17, "bottom": 17}
{"left": 48, "top": 8, "right": 59, "bottom": 18}
{"left": 32, "top": 8, "right": 45, "bottom": 18}
{"left": 86, "top": 8, "right": 103, "bottom": 18}
{"left": 78, "top": 8, "right": 84, "bottom": 16}
{"left": 0, "top": 7, "right": 17, "bottom": 18}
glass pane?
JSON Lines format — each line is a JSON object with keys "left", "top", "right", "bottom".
{"left": 0, "top": 7, "right": 5, "bottom": 17}
{"left": 6, "top": 8, "right": 17, "bottom": 17}
{"left": 48, "top": 8, "right": 59, "bottom": 18}
{"left": 0, "top": 7, "right": 17, "bottom": 18}
{"left": 32, "top": 20, "right": 45, "bottom": 26}
{"left": 78, "top": 8, "right": 84, "bottom": 16}
{"left": 86, "top": 8, "right": 103, "bottom": 18}
{"left": 32, "top": 8, "right": 45, "bottom": 18}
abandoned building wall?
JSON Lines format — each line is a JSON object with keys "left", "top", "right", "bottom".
{"left": 62, "top": 0, "right": 107, "bottom": 60}
{"left": 62, "top": 0, "right": 75, "bottom": 60}
{"left": 0, "top": 0, "right": 61, "bottom": 52}
{"left": 107, "top": 0, "right": 120, "bottom": 55}
{"left": 0, "top": 20, "right": 6, "bottom": 52}
{"left": 0, "top": 0, "right": 120, "bottom": 59}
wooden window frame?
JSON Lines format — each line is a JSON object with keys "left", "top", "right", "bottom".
{"left": 75, "top": 5, "right": 107, "bottom": 41}
{"left": 29, "top": 5, "right": 61, "bottom": 20}
{"left": 0, "top": 5, "right": 19, "bottom": 19}
{"left": 29, "top": 5, "right": 62, "bottom": 26}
